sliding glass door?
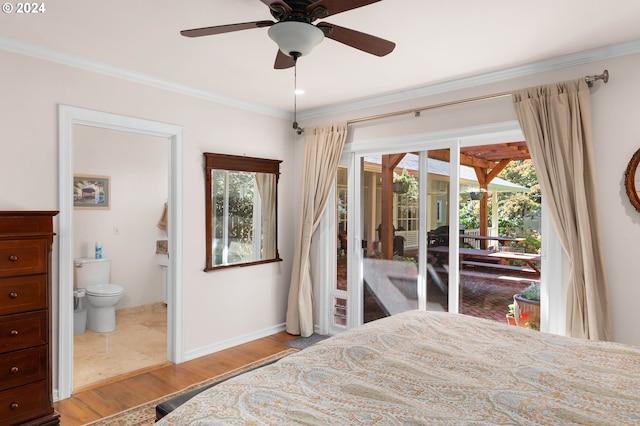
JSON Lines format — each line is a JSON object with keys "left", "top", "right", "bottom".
{"left": 322, "top": 121, "right": 551, "bottom": 334}
{"left": 359, "top": 152, "right": 422, "bottom": 322}
{"left": 349, "top": 144, "right": 459, "bottom": 325}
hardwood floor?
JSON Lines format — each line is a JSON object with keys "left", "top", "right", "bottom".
{"left": 54, "top": 331, "right": 296, "bottom": 425}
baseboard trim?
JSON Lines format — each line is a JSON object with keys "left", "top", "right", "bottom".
{"left": 183, "top": 323, "right": 286, "bottom": 362}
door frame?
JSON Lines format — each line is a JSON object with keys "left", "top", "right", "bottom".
{"left": 56, "top": 105, "right": 184, "bottom": 400}
{"left": 348, "top": 142, "right": 460, "bottom": 320}
{"left": 320, "top": 121, "right": 561, "bottom": 330}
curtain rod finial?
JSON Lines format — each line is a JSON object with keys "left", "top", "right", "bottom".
{"left": 586, "top": 70, "right": 609, "bottom": 87}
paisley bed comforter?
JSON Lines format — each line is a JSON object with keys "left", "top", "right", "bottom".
{"left": 157, "top": 310, "right": 640, "bottom": 425}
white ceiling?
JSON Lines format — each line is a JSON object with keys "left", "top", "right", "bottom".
{"left": 3, "top": 0, "right": 640, "bottom": 115}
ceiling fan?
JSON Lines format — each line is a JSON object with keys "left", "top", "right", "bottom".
{"left": 180, "top": 0, "right": 396, "bottom": 69}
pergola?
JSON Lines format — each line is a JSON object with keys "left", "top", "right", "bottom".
{"left": 380, "top": 142, "right": 531, "bottom": 258}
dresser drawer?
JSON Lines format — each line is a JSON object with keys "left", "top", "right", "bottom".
{"left": 0, "top": 380, "right": 52, "bottom": 425}
{"left": 0, "top": 240, "right": 48, "bottom": 278}
{"left": 0, "top": 311, "right": 47, "bottom": 354}
{"left": 0, "top": 346, "right": 47, "bottom": 392}
{"left": 0, "top": 275, "right": 47, "bottom": 316}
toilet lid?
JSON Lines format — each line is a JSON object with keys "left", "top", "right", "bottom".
{"left": 85, "top": 284, "right": 123, "bottom": 296}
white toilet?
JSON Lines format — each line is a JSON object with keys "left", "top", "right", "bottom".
{"left": 74, "top": 258, "right": 124, "bottom": 332}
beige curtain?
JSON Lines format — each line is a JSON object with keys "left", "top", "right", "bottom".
{"left": 255, "top": 173, "right": 276, "bottom": 259}
{"left": 512, "top": 79, "right": 611, "bottom": 340}
{"left": 286, "top": 122, "right": 348, "bottom": 336}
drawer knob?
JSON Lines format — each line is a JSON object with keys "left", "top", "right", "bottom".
{"left": 10, "top": 329, "right": 19, "bottom": 337}
{"left": 10, "top": 402, "right": 19, "bottom": 410}
{"left": 8, "top": 255, "right": 18, "bottom": 262}
{"left": 9, "top": 292, "right": 18, "bottom": 299}
{"left": 10, "top": 366, "right": 19, "bottom": 374}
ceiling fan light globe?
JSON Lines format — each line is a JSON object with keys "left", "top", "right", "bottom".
{"left": 268, "top": 21, "right": 324, "bottom": 57}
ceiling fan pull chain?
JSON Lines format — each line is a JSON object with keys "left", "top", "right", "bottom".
{"left": 293, "top": 56, "right": 303, "bottom": 135}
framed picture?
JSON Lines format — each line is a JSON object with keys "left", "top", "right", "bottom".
{"left": 74, "top": 175, "right": 110, "bottom": 209}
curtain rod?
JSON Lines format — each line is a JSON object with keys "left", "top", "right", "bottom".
{"left": 347, "top": 70, "right": 609, "bottom": 126}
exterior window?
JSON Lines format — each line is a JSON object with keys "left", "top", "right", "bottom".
{"left": 396, "top": 193, "right": 418, "bottom": 232}
{"left": 211, "top": 169, "right": 262, "bottom": 266}
{"left": 204, "top": 153, "right": 282, "bottom": 271}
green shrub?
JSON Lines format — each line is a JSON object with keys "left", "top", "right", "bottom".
{"left": 521, "top": 282, "right": 540, "bottom": 301}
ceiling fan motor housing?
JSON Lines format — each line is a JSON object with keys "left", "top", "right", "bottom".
{"left": 268, "top": 21, "right": 325, "bottom": 57}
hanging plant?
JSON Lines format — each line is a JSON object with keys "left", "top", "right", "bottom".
{"left": 393, "top": 181, "right": 406, "bottom": 194}
{"left": 393, "top": 169, "right": 418, "bottom": 199}
{"left": 468, "top": 188, "right": 488, "bottom": 200}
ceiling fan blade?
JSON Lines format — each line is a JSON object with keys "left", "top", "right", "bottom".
{"left": 308, "top": 0, "right": 381, "bottom": 19}
{"left": 317, "top": 22, "right": 395, "bottom": 56}
{"left": 274, "top": 49, "right": 296, "bottom": 69}
{"left": 180, "top": 20, "right": 274, "bottom": 37}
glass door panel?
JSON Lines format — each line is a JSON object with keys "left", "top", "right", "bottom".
{"left": 361, "top": 152, "right": 421, "bottom": 323}
{"left": 334, "top": 166, "right": 348, "bottom": 329}
{"left": 425, "top": 148, "right": 452, "bottom": 313}
{"left": 456, "top": 144, "right": 542, "bottom": 330}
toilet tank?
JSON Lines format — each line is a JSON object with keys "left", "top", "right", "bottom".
{"left": 74, "top": 257, "right": 111, "bottom": 287}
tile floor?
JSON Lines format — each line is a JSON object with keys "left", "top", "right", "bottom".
{"left": 73, "top": 302, "right": 168, "bottom": 391}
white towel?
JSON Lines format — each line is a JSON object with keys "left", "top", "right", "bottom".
{"left": 157, "top": 203, "right": 168, "bottom": 230}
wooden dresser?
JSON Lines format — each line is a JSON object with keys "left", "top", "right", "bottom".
{"left": 0, "top": 211, "right": 59, "bottom": 425}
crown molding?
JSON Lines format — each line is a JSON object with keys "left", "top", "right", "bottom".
{"left": 298, "top": 39, "right": 640, "bottom": 121}
{"left": 3, "top": 34, "right": 640, "bottom": 122}
{"left": 0, "top": 35, "right": 290, "bottom": 120}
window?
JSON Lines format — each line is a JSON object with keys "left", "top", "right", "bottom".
{"left": 396, "top": 193, "right": 418, "bottom": 232}
{"left": 204, "top": 153, "right": 282, "bottom": 271}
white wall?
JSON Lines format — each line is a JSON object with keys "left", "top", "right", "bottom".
{"left": 73, "top": 125, "right": 167, "bottom": 308}
{"left": 3, "top": 41, "right": 639, "bottom": 368}
{"left": 0, "top": 49, "right": 296, "bottom": 361}
{"left": 300, "top": 53, "right": 640, "bottom": 347}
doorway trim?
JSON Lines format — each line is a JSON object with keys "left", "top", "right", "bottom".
{"left": 57, "top": 105, "right": 184, "bottom": 400}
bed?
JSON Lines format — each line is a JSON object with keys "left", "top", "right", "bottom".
{"left": 156, "top": 310, "right": 640, "bottom": 425}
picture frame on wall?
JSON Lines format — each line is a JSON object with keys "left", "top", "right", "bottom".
{"left": 73, "top": 175, "right": 110, "bottom": 209}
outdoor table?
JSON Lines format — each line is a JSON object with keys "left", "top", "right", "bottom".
{"left": 483, "top": 251, "right": 541, "bottom": 273}
{"left": 458, "top": 234, "right": 525, "bottom": 247}
{"left": 427, "top": 233, "right": 525, "bottom": 248}
{"left": 427, "top": 245, "right": 541, "bottom": 276}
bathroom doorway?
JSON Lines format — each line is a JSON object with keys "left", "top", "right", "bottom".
{"left": 57, "top": 106, "right": 184, "bottom": 400}
{"left": 72, "top": 125, "right": 170, "bottom": 390}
